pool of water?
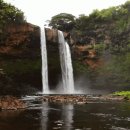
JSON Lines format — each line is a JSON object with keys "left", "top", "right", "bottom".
{"left": 0, "top": 96, "right": 130, "bottom": 130}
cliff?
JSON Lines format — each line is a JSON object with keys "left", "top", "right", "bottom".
{"left": 0, "top": 23, "right": 40, "bottom": 58}
{"left": 0, "top": 23, "right": 71, "bottom": 95}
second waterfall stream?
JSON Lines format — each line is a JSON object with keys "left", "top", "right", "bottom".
{"left": 58, "top": 30, "right": 74, "bottom": 93}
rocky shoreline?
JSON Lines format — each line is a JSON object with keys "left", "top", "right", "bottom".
{"left": 39, "top": 94, "right": 130, "bottom": 104}
{"left": 0, "top": 94, "right": 129, "bottom": 110}
{"left": 0, "top": 96, "right": 27, "bottom": 110}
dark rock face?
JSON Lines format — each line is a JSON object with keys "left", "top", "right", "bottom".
{"left": 0, "top": 23, "right": 40, "bottom": 58}
{"left": 45, "top": 28, "right": 58, "bottom": 43}
{"left": 44, "top": 29, "right": 61, "bottom": 89}
{"left": 0, "top": 23, "right": 42, "bottom": 95}
{"left": 0, "top": 24, "right": 68, "bottom": 95}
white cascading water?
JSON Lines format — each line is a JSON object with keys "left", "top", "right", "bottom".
{"left": 40, "top": 27, "right": 49, "bottom": 94}
{"left": 58, "top": 31, "right": 75, "bottom": 93}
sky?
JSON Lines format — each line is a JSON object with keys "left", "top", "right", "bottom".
{"left": 4, "top": 0, "right": 128, "bottom": 26}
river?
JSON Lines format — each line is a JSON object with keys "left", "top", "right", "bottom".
{"left": 0, "top": 96, "right": 130, "bottom": 130}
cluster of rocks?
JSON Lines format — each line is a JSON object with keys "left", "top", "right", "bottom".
{"left": 100, "top": 94, "right": 130, "bottom": 101}
{"left": 0, "top": 94, "right": 129, "bottom": 110}
{"left": 41, "top": 95, "right": 88, "bottom": 104}
{"left": 0, "top": 96, "right": 27, "bottom": 110}
{"left": 40, "top": 94, "right": 130, "bottom": 104}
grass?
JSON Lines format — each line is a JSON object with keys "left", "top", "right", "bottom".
{"left": 113, "top": 91, "right": 130, "bottom": 98}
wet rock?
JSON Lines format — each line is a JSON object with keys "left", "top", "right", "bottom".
{"left": 45, "top": 28, "right": 58, "bottom": 43}
{"left": 40, "top": 95, "right": 88, "bottom": 104}
{"left": 45, "top": 28, "right": 72, "bottom": 43}
{"left": 39, "top": 94, "right": 128, "bottom": 104}
{"left": 123, "top": 96, "right": 129, "bottom": 101}
{"left": 100, "top": 95, "right": 125, "bottom": 101}
{"left": 0, "top": 96, "right": 27, "bottom": 110}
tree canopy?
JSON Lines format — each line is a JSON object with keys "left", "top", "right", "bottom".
{"left": 0, "top": 0, "right": 26, "bottom": 29}
{"left": 75, "top": 1, "right": 130, "bottom": 47}
{"left": 49, "top": 13, "right": 76, "bottom": 32}
{"left": 48, "top": 1, "right": 130, "bottom": 49}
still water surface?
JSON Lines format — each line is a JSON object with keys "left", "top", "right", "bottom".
{"left": 0, "top": 96, "right": 130, "bottom": 130}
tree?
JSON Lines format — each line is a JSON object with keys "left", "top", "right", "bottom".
{"left": 0, "top": 0, "right": 26, "bottom": 29}
{"left": 75, "top": 14, "right": 89, "bottom": 30}
{"left": 49, "top": 13, "right": 76, "bottom": 32}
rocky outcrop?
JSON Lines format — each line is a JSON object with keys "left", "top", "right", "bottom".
{"left": 0, "top": 23, "right": 42, "bottom": 95}
{"left": 0, "top": 24, "right": 71, "bottom": 58}
{"left": 0, "top": 23, "right": 40, "bottom": 58}
{"left": 45, "top": 28, "right": 71, "bottom": 43}
{"left": 73, "top": 45, "right": 103, "bottom": 68}
{"left": 74, "top": 46, "right": 97, "bottom": 59}
{"left": 45, "top": 28, "right": 58, "bottom": 43}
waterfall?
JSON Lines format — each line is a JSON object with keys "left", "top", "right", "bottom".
{"left": 40, "top": 27, "right": 49, "bottom": 94}
{"left": 58, "top": 31, "right": 75, "bottom": 93}
{"left": 40, "top": 28, "right": 74, "bottom": 94}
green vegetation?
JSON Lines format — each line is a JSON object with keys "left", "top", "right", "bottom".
{"left": 73, "top": 60, "right": 90, "bottom": 74}
{"left": 94, "top": 43, "right": 105, "bottom": 54}
{"left": 49, "top": 1, "right": 130, "bottom": 52}
{"left": 76, "top": 0, "right": 130, "bottom": 51}
{"left": 93, "top": 52, "right": 130, "bottom": 89}
{"left": 49, "top": 13, "right": 75, "bottom": 32}
{"left": 113, "top": 91, "right": 130, "bottom": 98}
{"left": 0, "top": 0, "right": 26, "bottom": 30}
{"left": 0, "top": 59, "right": 41, "bottom": 75}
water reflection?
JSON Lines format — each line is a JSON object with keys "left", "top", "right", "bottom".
{"left": 41, "top": 102, "right": 49, "bottom": 130}
{"left": 62, "top": 104, "right": 74, "bottom": 130}
{"left": 0, "top": 100, "right": 130, "bottom": 130}
{"left": 40, "top": 102, "right": 74, "bottom": 130}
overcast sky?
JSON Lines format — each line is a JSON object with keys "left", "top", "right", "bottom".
{"left": 5, "top": 0, "right": 128, "bottom": 26}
